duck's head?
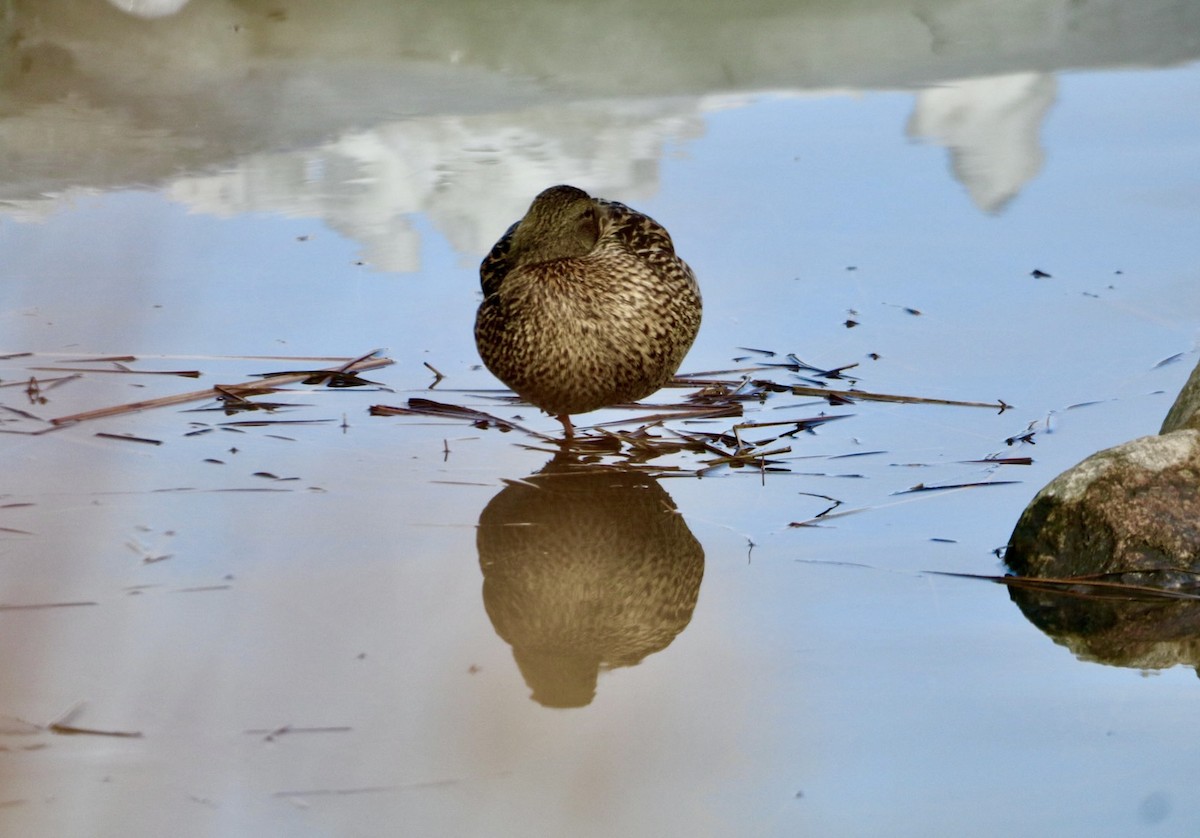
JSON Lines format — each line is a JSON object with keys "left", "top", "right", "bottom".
{"left": 509, "top": 185, "right": 601, "bottom": 267}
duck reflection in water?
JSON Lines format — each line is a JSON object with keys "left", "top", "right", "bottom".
{"left": 477, "top": 456, "right": 704, "bottom": 708}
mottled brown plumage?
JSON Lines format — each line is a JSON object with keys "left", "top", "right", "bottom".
{"left": 475, "top": 185, "right": 702, "bottom": 436}
{"left": 478, "top": 458, "right": 705, "bottom": 707}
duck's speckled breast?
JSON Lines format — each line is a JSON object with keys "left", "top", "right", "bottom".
{"left": 475, "top": 199, "right": 701, "bottom": 417}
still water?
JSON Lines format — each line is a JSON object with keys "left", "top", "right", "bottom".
{"left": 2, "top": 2, "right": 1199, "bottom": 836}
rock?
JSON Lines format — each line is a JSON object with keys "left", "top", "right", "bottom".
{"left": 1005, "top": 429, "right": 1200, "bottom": 582}
{"left": 1161, "top": 356, "right": 1200, "bottom": 433}
{"left": 1006, "top": 354, "right": 1200, "bottom": 583}
{"left": 1004, "top": 357, "right": 1200, "bottom": 671}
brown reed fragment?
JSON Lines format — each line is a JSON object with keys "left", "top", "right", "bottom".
{"left": 212, "top": 488, "right": 292, "bottom": 493}
{"left": 962, "top": 456, "right": 1033, "bottom": 465}
{"left": 423, "top": 361, "right": 446, "bottom": 386}
{"left": 244, "top": 725, "right": 353, "bottom": 741}
{"left": 894, "top": 480, "right": 1021, "bottom": 494}
{"left": 47, "top": 723, "right": 143, "bottom": 738}
{"left": 672, "top": 368, "right": 776, "bottom": 379}
{"left": 212, "top": 385, "right": 258, "bottom": 411}
{"left": 0, "top": 376, "right": 42, "bottom": 393}
{"left": 49, "top": 356, "right": 393, "bottom": 426}
{"left": 667, "top": 429, "right": 741, "bottom": 453}
{"left": 0, "top": 601, "right": 97, "bottom": 611}
{"left": 30, "top": 366, "right": 201, "bottom": 377}
{"left": 790, "top": 384, "right": 1009, "bottom": 412}
{"left": 218, "top": 419, "right": 333, "bottom": 427}
{"left": 0, "top": 404, "right": 44, "bottom": 421}
{"left": 378, "top": 350, "right": 1010, "bottom": 474}
{"left": 95, "top": 432, "right": 163, "bottom": 446}
{"left": 701, "top": 445, "right": 792, "bottom": 468}
{"left": 259, "top": 349, "right": 388, "bottom": 388}
{"left": 43, "top": 374, "right": 83, "bottom": 390}
{"left": 758, "top": 358, "right": 859, "bottom": 380}
{"left": 590, "top": 403, "right": 744, "bottom": 428}
{"left": 788, "top": 505, "right": 870, "bottom": 527}
{"left": 188, "top": 386, "right": 299, "bottom": 414}
{"left": 797, "top": 491, "right": 844, "bottom": 519}
{"left": 0, "top": 424, "right": 69, "bottom": 436}
{"left": 371, "top": 398, "right": 546, "bottom": 437}
{"left": 59, "top": 355, "right": 137, "bottom": 363}
{"left": 271, "top": 786, "right": 398, "bottom": 798}
{"left": 733, "top": 415, "right": 850, "bottom": 433}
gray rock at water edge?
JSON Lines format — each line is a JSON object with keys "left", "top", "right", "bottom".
{"left": 1006, "top": 356, "right": 1200, "bottom": 582}
{"left": 1005, "top": 429, "right": 1200, "bottom": 581}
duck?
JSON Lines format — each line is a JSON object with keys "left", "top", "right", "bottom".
{"left": 474, "top": 185, "right": 702, "bottom": 438}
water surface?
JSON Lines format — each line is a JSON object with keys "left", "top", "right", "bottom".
{"left": 2, "top": 2, "right": 1199, "bottom": 836}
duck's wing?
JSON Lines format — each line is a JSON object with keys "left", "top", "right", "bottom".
{"left": 479, "top": 220, "right": 520, "bottom": 297}
{"left": 598, "top": 199, "right": 697, "bottom": 287}
{"left": 596, "top": 200, "right": 677, "bottom": 258}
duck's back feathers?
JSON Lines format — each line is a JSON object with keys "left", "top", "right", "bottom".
{"left": 475, "top": 186, "right": 701, "bottom": 419}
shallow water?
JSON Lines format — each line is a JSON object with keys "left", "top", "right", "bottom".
{"left": 2, "top": 2, "right": 1200, "bottom": 836}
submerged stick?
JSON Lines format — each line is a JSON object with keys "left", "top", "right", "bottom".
{"left": 49, "top": 356, "right": 393, "bottom": 426}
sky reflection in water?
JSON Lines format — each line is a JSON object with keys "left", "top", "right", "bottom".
{"left": 1, "top": 2, "right": 1200, "bottom": 836}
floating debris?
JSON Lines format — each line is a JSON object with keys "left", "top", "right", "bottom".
{"left": 48, "top": 723, "right": 143, "bottom": 738}
{"left": 373, "top": 350, "right": 1016, "bottom": 480}
{"left": 0, "top": 404, "right": 45, "bottom": 421}
{"left": 48, "top": 353, "right": 392, "bottom": 425}
{"left": 257, "top": 349, "right": 389, "bottom": 388}
{"left": 31, "top": 364, "right": 201, "bottom": 378}
{"left": 252, "top": 472, "right": 300, "bottom": 481}
{"left": 0, "top": 601, "right": 97, "bottom": 611}
{"left": 44, "top": 702, "right": 142, "bottom": 738}
{"left": 423, "top": 361, "right": 446, "bottom": 386}
{"left": 894, "top": 481, "right": 1020, "bottom": 494}
{"left": 788, "top": 384, "right": 1009, "bottom": 412}
{"left": 371, "top": 398, "right": 536, "bottom": 435}
{"left": 245, "top": 725, "right": 353, "bottom": 742}
{"left": 95, "top": 432, "right": 163, "bottom": 446}
{"left": 271, "top": 786, "right": 399, "bottom": 799}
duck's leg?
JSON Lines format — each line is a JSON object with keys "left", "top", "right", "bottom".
{"left": 556, "top": 414, "right": 575, "bottom": 439}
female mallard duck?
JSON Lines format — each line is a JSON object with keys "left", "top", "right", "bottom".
{"left": 475, "top": 185, "right": 702, "bottom": 437}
